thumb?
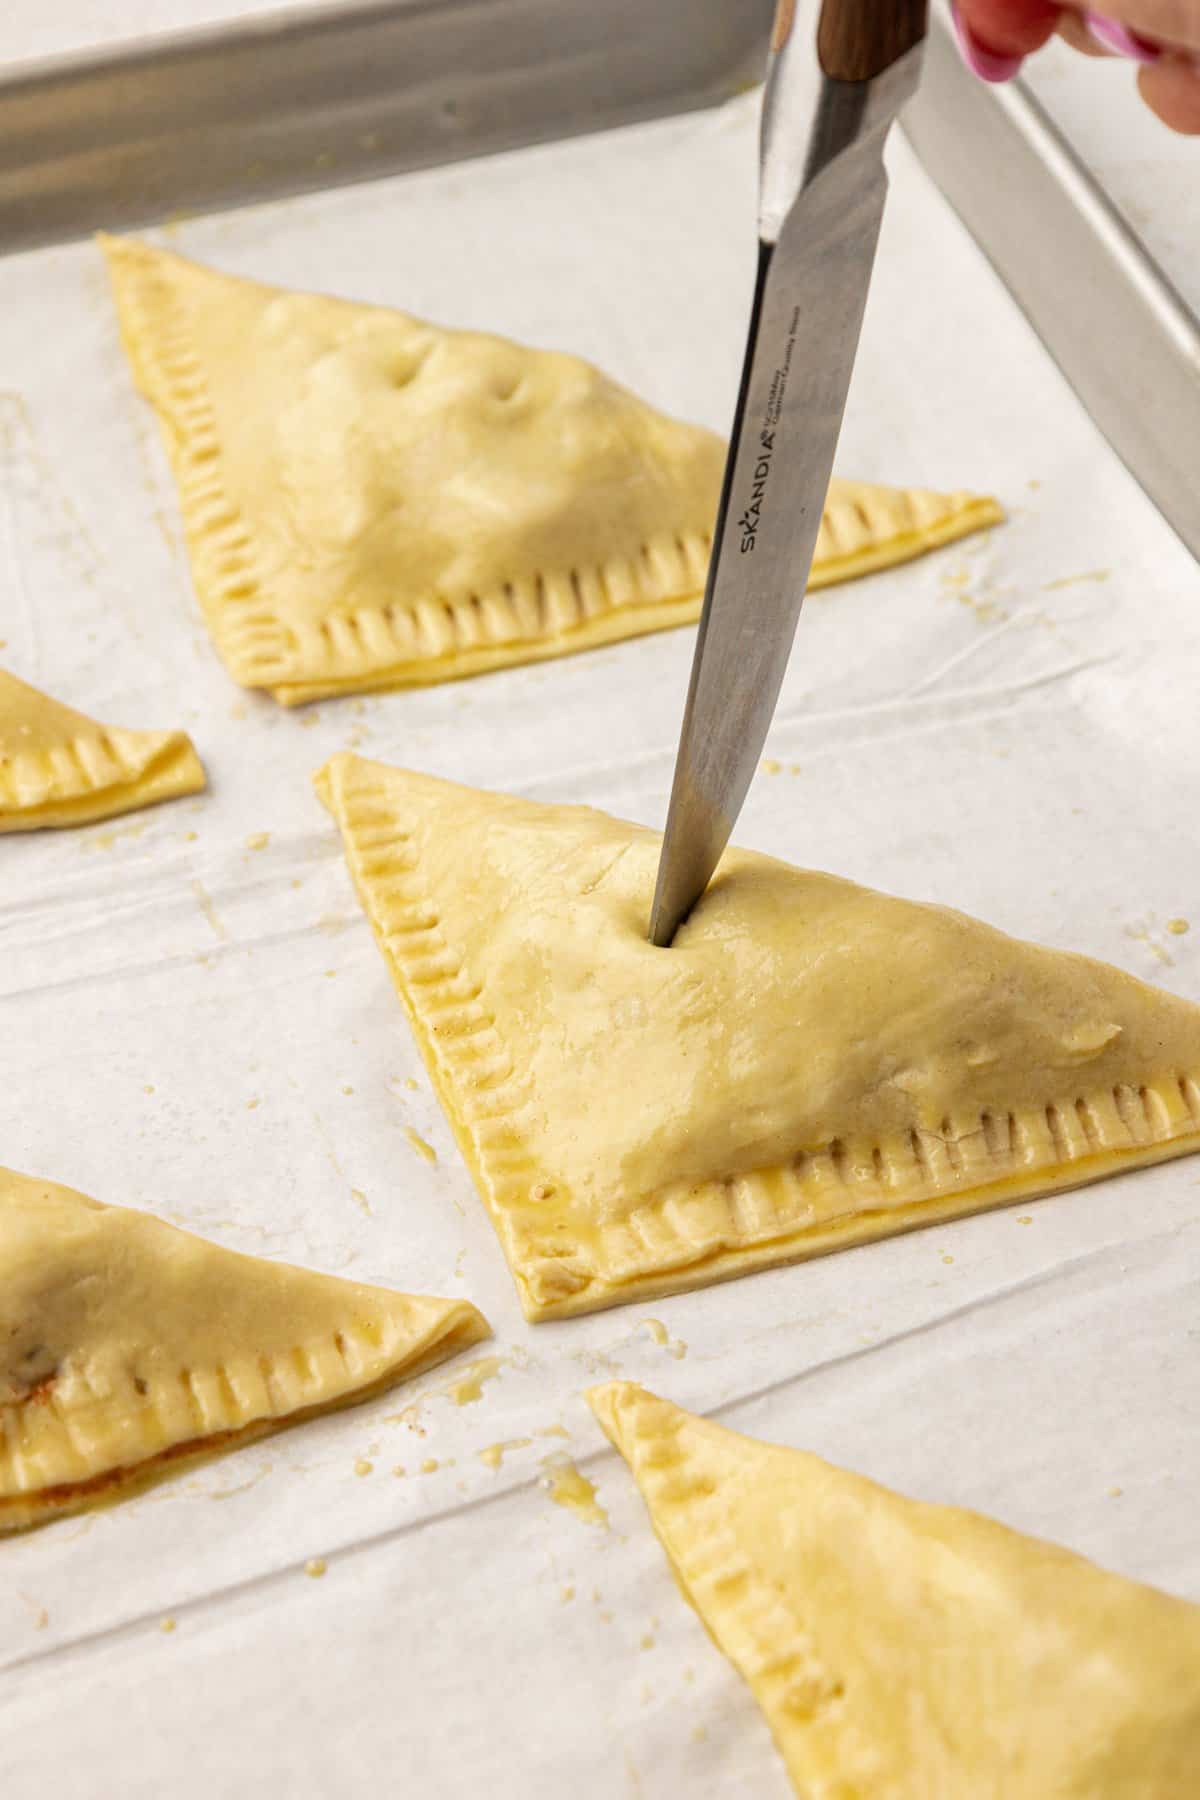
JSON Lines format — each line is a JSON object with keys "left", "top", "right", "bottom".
{"left": 956, "top": 0, "right": 1062, "bottom": 53}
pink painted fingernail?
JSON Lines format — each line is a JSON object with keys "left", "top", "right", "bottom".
{"left": 950, "top": 0, "right": 1025, "bottom": 82}
{"left": 1082, "top": 10, "right": 1163, "bottom": 61}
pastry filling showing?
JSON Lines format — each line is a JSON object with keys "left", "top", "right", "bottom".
{"left": 0, "top": 1166, "right": 489, "bottom": 1531}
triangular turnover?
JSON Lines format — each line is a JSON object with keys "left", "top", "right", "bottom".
{"left": 0, "top": 1166, "right": 489, "bottom": 1531}
{"left": 0, "top": 667, "right": 205, "bottom": 830}
{"left": 589, "top": 1383, "right": 1200, "bottom": 1798}
{"left": 102, "top": 234, "right": 1001, "bottom": 703}
{"left": 319, "top": 754, "right": 1200, "bottom": 1319}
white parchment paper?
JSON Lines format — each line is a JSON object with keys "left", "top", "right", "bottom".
{"left": 0, "top": 95, "right": 1197, "bottom": 1799}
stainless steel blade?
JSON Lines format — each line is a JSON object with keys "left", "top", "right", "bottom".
{"left": 648, "top": 161, "right": 886, "bottom": 947}
{"left": 649, "top": 7, "right": 925, "bottom": 947}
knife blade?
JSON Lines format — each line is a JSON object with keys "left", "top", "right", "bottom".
{"left": 648, "top": 0, "right": 927, "bottom": 947}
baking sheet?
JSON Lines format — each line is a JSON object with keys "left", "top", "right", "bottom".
{"left": 0, "top": 0, "right": 775, "bottom": 256}
{"left": 4, "top": 0, "right": 281, "bottom": 61}
{"left": 1, "top": 91, "right": 1198, "bottom": 1797}
{"left": 1024, "top": 37, "right": 1200, "bottom": 320}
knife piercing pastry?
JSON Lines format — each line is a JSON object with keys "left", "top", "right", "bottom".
{"left": 319, "top": 754, "right": 1200, "bottom": 1319}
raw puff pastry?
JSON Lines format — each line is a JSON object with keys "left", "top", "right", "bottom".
{"left": 102, "top": 235, "right": 1002, "bottom": 704}
{"left": 319, "top": 755, "right": 1200, "bottom": 1320}
{"left": 0, "top": 668, "right": 204, "bottom": 831}
{"left": 0, "top": 1166, "right": 489, "bottom": 1532}
{"left": 590, "top": 1383, "right": 1200, "bottom": 1799}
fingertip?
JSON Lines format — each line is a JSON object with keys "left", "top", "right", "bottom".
{"left": 1057, "top": 10, "right": 1116, "bottom": 55}
{"left": 1138, "top": 57, "right": 1200, "bottom": 132}
{"left": 958, "top": 0, "right": 1061, "bottom": 56}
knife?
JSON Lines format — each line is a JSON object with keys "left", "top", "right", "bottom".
{"left": 648, "top": 0, "right": 928, "bottom": 947}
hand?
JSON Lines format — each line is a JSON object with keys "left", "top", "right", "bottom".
{"left": 954, "top": 0, "right": 1200, "bottom": 133}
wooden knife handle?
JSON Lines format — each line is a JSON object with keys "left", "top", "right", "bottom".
{"left": 816, "top": 0, "right": 927, "bottom": 80}
{"left": 771, "top": 0, "right": 798, "bottom": 51}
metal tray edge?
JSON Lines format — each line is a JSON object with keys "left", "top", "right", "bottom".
{"left": 0, "top": 0, "right": 774, "bottom": 256}
{"left": 905, "top": 8, "right": 1200, "bottom": 562}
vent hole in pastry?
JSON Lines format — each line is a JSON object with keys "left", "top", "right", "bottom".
{"left": 871, "top": 1146, "right": 887, "bottom": 1187}
{"left": 829, "top": 1138, "right": 849, "bottom": 1185}
{"left": 493, "top": 377, "right": 522, "bottom": 403}
{"left": 1179, "top": 1075, "right": 1199, "bottom": 1123}
{"left": 909, "top": 1128, "right": 930, "bottom": 1178}
{"left": 133, "top": 1375, "right": 148, "bottom": 1397}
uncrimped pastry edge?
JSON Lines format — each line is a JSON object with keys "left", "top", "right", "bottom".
{"left": 317, "top": 754, "right": 1200, "bottom": 1322}
{"left": 102, "top": 234, "right": 1003, "bottom": 705}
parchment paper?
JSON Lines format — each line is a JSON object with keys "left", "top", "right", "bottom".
{"left": 1, "top": 94, "right": 1197, "bottom": 1799}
